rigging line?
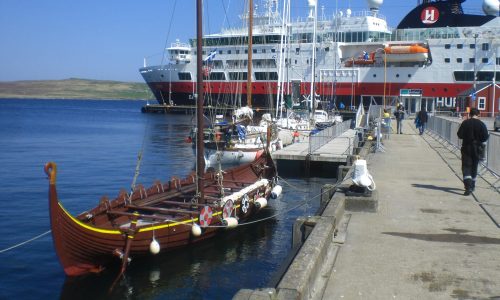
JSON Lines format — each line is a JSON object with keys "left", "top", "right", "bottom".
{"left": 128, "top": 111, "right": 152, "bottom": 203}
{"left": 160, "top": 0, "right": 178, "bottom": 67}
{"left": 220, "top": 0, "right": 233, "bottom": 29}
{"left": 0, "top": 230, "right": 52, "bottom": 254}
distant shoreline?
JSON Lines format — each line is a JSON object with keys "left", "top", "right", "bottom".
{"left": 0, "top": 78, "right": 153, "bottom": 101}
{"left": 0, "top": 97, "right": 149, "bottom": 101}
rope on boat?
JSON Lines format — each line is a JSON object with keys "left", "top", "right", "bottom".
{"left": 0, "top": 230, "right": 52, "bottom": 254}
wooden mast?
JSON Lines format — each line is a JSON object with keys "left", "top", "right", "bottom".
{"left": 196, "top": 0, "right": 205, "bottom": 203}
{"left": 246, "top": 0, "right": 253, "bottom": 108}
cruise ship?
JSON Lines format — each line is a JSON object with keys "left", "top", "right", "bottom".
{"left": 139, "top": 0, "right": 499, "bottom": 115}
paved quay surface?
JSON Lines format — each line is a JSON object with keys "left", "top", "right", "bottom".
{"left": 322, "top": 121, "right": 500, "bottom": 299}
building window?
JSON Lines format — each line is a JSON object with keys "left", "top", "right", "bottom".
{"left": 296, "top": 48, "right": 300, "bottom": 55}
{"left": 245, "top": 49, "right": 248, "bottom": 54}
{"left": 219, "top": 50, "right": 223, "bottom": 55}
{"left": 295, "top": 59, "right": 297, "bottom": 64}
{"left": 457, "top": 44, "right": 463, "bottom": 49}
{"left": 482, "top": 58, "right": 489, "bottom": 63}
{"left": 325, "top": 47, "right": 329, "bottom": 52}
{"left": 253, "top": 49, "right": 257, "bottom": 54}
{"left": 478, "top": 97, "right": 486, "bottom": 110}
{"left": 482, "top": 43, "right": 489, "bottom": 51}
{"left": 445, "top": 58, "right": 450, "bottom": 63}
{"left": 470, "top": 44, "right": 475, "bottom": 49}
{"left": 236, "top": 50, "right": 240, "bottom": 54}
{"left": 457, "top": 58, "right": 462, "bottom": 63}
{"left": 271, "top": 49, "right": 276, "bottom": 53}
{"left": 445, "top": 44, "right": 451, "bottom": 49}
{"left": 469, "top": 58, "right": 475, "bottom": 63}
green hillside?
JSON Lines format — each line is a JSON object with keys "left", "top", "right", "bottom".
{"left": 0, "top": 78, "right": 153, "bottom": 100}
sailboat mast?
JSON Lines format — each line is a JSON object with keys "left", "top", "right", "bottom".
{"left": 247, "top": 0, "right": 253, "bottom": 108}
{"left": 309, "top": 0, "right": 317, "bottom": 119}
{"left": 196, "top": 0, "right": 205, "bottom": 203}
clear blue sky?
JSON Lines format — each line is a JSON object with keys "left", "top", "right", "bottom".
{"left": 0, "top": 0, "right": 480, "bottom": 83}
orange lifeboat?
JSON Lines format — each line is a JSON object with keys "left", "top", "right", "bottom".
{"left": 383, "top": 45, "right": 429, "bottom": 62}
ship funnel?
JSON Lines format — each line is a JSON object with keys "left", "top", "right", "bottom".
{"left": 366, "top": 0, "right": 383, "bottom": 16}
{"left": 482, "top": 0, "right": 499, "bottom": 16}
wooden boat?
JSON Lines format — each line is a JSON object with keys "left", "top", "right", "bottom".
{"left": 45, "top": 154, "right": 276, "bottom": 276}
{"left": 46, "top": 0, "right": 279, "bottom": 277}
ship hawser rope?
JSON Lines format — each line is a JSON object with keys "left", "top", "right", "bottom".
{"left": 0, "top": 230, "right": 52, "bottom": 254}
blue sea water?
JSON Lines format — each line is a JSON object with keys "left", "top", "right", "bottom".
{"left": 0, "top": 99, "right": 329, "bottom": 300}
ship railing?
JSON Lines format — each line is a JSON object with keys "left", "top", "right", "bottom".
{"left": 309, "top": 120, "right": 352, "bottom": 154}
{"left": 427, "top": 115, "right": 500, "bottom": 189}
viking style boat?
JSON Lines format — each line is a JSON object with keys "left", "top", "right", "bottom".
{"left": 46, "top": 0, "right": 279, "bottom": 277}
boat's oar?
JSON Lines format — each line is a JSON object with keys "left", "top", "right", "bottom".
{"left": 109, "top": 212, "right": 139, "bottom": 293}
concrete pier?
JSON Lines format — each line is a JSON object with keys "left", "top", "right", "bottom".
{"left": 234, "top": 120, "right": 500, "bottom": 299}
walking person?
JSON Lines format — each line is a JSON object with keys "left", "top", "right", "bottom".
{"left": 394, "top": 104, "right": 405, "bottom": 134}
{"left": 457, "top": 108, "right": 489, "bottom": 195}
{"left": 416, "top": 106, "right": 429, "bottom": 135}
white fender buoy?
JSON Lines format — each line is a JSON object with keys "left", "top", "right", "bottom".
{"left": 255, "top": 197, "right": 268, "bottom": 209}
{"left": 191, "top": 223, "right": 202, "bottom": 237}
{"left": 271, "top": 185, "right": 282, "bottom": 199}
{"left": 149, "top": 238, "right": 160, "bottom": 255}
{"left": 223, "top": 217, "right": 239, "bottom": 229}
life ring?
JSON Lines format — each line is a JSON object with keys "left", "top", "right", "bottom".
{"left": 223, "top": 200, "right": 234, "bottom": 219}
{"left": 241, "top": 195, "right": 250, "bottom": 214}
{"left": 199, "top": 206, "right": 213, "bottom": 227}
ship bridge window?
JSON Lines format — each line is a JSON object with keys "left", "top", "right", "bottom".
{"left": 454, "top": 71, "right": 499, "bottom": 82}
{"left": 227, "top": 50, "right": 231, "bottom": 54}
{"left": 255, "top": 72, "right": 278, "bottom": 81}
{"left": 444, "top": 58, "right": 450, "bottom": 63}
{"left": 228, "top": 72, "right": 247, "bottom": 80}
{"left": 296, "top": 48, "right": 300, "bottom": 55}
{"left": 457, "top": 44, "right": 463, "bottom": 49}
{"left": 178, "top": 72, "right": 192, "bottom": 80}
{"left": 457, "top": 58, "right": 462, "bottom": 63}
{"left": 470, "top": 44, "right": 475, "bottom": 49}
{"left": 445, "top": 44, "right": 451, "bottom": 49}
{"left": 469, "top": 58, "right": 475, "bottom": 63}
{"left": 271, "top": 49, "right": 276, "bottom": 53}
{"left": 482, "top": 43, "right": 489, "bottom": 51}
{"left": 482, "top": 58, "right": 489, "bottom": 63}
{"left": 208, "top": 72, "right": 226, "bottom": 80}
{"left": 253, "top": 49, "right": 257, "bottom": 54}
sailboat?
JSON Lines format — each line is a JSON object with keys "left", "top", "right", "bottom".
{"left": 45, "top": 0, "right": 279, "bottom": 277}
{"left": 195, "top": 0, "right": 282, "bottom": 168}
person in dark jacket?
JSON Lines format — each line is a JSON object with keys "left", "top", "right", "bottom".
{"left": 394, "top": 104, "right": 405, "bottom": 134}
{"left": 457, "top": 108, "right": 489, "bottom": 195}
{"left": 416, "top": 107, "right": 429, "bottom": 135}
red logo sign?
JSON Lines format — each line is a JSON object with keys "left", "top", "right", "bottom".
{"left": 421, "top": 6, "right": 439, "bottom": 25}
